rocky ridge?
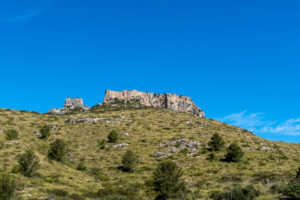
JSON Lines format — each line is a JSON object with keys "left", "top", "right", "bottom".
{"left": 49, "top": 90, "right": 205, "bottom": 117}
{"left": 104, "top": 89, "right": 205, "bottom": 117}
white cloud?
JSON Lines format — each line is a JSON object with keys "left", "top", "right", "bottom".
{"left": 0, "top": 0, "right": 64, "bottom": 22}
{"left": 218, "top": 111, "right": 300, "bottom": 136}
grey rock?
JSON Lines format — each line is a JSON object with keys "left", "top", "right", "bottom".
{"left": 49, "top": 108, "right": 65, "bottom": 115}
{"left": 49, "top": 125, "right": 57, "bottom": 131}
{"left": 153, "top": 152, "right": 169, "bottom": 158}
{"left": 64, "top": 98, "right": 89, "bottom": 111}
{"left": 261, "top": 146, "right": 271, "bottom": 151}
{"left": 113, "top": 143, "right": 128, "bottom": 149}
{"left": 186, "top": 141, "right": 200, "bottom": 149}
{"left": 120, "top": 132, "right": 132, "bottom": 136}
{"left": 67, "top": 118, "right": 104, "bottom": 124}
{"left": 170, "top": 138, "right": 187, "bottom": 145}
{"left": 104, "top": 89, "right": 205, "bottom": 117}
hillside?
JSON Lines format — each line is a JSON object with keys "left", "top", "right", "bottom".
{"left": 0, "top": 102, "right": 299, "bottom": 199}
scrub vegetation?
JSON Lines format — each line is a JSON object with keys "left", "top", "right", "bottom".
{"left": 0, "top": 103, "right": 299, "bottom": 199}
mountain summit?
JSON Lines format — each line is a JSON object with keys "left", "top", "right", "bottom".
{"left": 104, "top": 89, "right": 205, "bottom": 117}
{"left": 49, "top": 89, "right": 205, "bottom": 117}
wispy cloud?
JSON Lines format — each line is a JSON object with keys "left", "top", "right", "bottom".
{"left": 0, "top": 0, "right": 64, "bottom": 22}
{"left": 218, "top": 111, "right": 300, "bottom": 136}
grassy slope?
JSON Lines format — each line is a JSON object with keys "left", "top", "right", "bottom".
{"left": 0, "top": 105, "right": 299, "bottom": 200}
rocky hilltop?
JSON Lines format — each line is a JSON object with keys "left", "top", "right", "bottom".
{"left": 49, "top": 90, "right": 205, "bottom": 117}
{"left": 49, "top": 98, "right": 89, "bottom": 114}
{"left": 104, "top": 89, "right": 205, "bottom": 117}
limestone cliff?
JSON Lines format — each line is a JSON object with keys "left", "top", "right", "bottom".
{"left": 104, "top": 89, "right": 205, "bottom": 117}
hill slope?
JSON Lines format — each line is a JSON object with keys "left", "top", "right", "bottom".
{"left": 0, "top": 104, "right": 299, "bottom": 199}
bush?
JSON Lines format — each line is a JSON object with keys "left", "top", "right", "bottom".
{"left": 296, "top": 167, "right": 300, "bottom": 179}
{"left": 5, "top": 129, "right": 18, "bottom": 140}
{"left": 0, "top": 174, "right": 16, "bottom": 200}
{"left": 208, "top": 152, "right": 216, "bottom": 160}
{"left": 121, "top": 150, "right": 138, "bottom": 172}
{"left": 211, "top": 185, "right": 260, "bottom": 200}
{"left": 99, "top": 139, "right": 107, "bottom": 149}
{"left": 151, "top": 160, "right": 186, "bottom": 200}
{"left": 105, "top": 195, "right": 128, "bottom": 200}
{"left": 18, "top": 149, "right": 39, "bottom": 177}
{"left": 108, "top": 130, "right": 119, "bottom": 143}
{"left": 225, "top": 143, "right": 244, "bottom": 162}
{"left": 208, "top": 133, "right": 224, "bottom": 151}
{"left": 277, "top": 183, "right": 300, "bottom": 199}
{"left": 76, "top": 162, "right": 86, "bottom": 171}
{"left": 48, "top": 139, "right": 67, "bottom": 162}
{"left": 39, "top": 125, "right": 51, "bottom": 139}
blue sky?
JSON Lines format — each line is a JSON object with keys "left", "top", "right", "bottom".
{"left": 0, "top": 0, "right": 300, "bottom": 142}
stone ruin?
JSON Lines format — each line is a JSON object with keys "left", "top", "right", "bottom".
{"left": 49, "top": 98, "right": 89, "bottom": 114}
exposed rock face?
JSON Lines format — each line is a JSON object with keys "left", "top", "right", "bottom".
{"left": 49, "top": 98, "right": 89, "bottom": 114}
{"left": 104, "top": 89, "right": 205, "bottom": 117}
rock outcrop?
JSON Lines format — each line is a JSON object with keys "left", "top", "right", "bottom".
{"left": 49, "top": 98, "right": 89, "bottom": 114}
{"left": 104, "top": 89, "right": 205, "bottom": 117}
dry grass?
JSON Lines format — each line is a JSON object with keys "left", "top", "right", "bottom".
{"left": 0, "top": 106, "right": 299, "bottom": 199}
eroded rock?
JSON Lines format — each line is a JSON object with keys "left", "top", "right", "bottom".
{"left": 104, "top": 89, "right": 205, "bottom": 117}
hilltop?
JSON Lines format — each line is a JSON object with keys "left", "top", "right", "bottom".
{"left": 0, "top": 90, "right": 299, "bottom": 200}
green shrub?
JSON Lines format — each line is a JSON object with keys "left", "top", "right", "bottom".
{"left": 296, "top": 167, "right": 300, "bottom": 179}
{"left": 5, "top": 129, "right": 18, "bottom": 140}
{"left": 99, "top": 139, "right": 107, "bottom": 149}
{"left": 211, "top": 185, "right": 260, "bottom": 200}
{"left": 208, "top": 133, "right": 224, "bottom": 151}
{"left": 39, "top": 125, "right": 50, "bottom": 139}
{"left": 108, "top": 130, "right": 119, "bottom": 143}
{"left": 276, "top": 183, "right": 300, "bottom": 199}
{"left": 225, "top": 143, "right": 244, "bottom": 162}
{"left": 18, "top": 149, "right": 39, "bottom": 177}
{"left": 121, "top": 150, "right": 138, "bottom": 172}
{"left": 208, "top": 152, "right": 216, "bottom": 160}
{"left": 76, "top": 162, "right": 86, "bottom": 171}
{"left": 0, "top": 174, "right": 16, "bottom": 200}
{"left": 48, "top": 139, "right": 67, "bottom": 162}
{"left": 105, "top": 195, "right": 128, "bottom": 200}
{"left": 151, "top": 160, "right": 186, "bottom": 200}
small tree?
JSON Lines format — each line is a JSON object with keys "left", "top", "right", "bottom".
{"left": 5, "top": 129, "right": 18, "bottom": 140}
{"left": 108, "top": 130, "right": 119, "bottom": 143}
{"left": 225, "top": 143, "right": 244, "bottom": 162}
{"left": 121, "top": 150, "right": 138, "bottom": 172}
{"left": 39, "top": 125, "right": 50, "bottom": 139}
{"left": 151, "top": 160, "right": 186, "bottom": 200}
{"left": 208, "top": 133, "right": 224, "bottom": 151}
{"left": 48, "top": 139, "right": 67, "bottom": 162}
{"left": 296, "top": 167, "right": 300, "bottom": 179}
{"left": 18, "top": 149, "right": 39, "bottom": 177}
{"left": 0, "top": 174, "right": 16, "bottom": 200}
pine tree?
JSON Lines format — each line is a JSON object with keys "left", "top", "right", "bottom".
{"left": 208, "top": 133, "right": 225, "bottom": 151}
{"left": 121, "top": 150, "right": 138, "bottom": 172}
{"left": 48, "top": 139, "right": 67, "bottom": 162}
{"left": 18, "top": 149, "right": 39, "bottom": 177}
{"left": 151, "top": 160, "right": 186, "bottom": 200}
{"left": 225, "top": 143, "right": 244, "bottom": 162}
